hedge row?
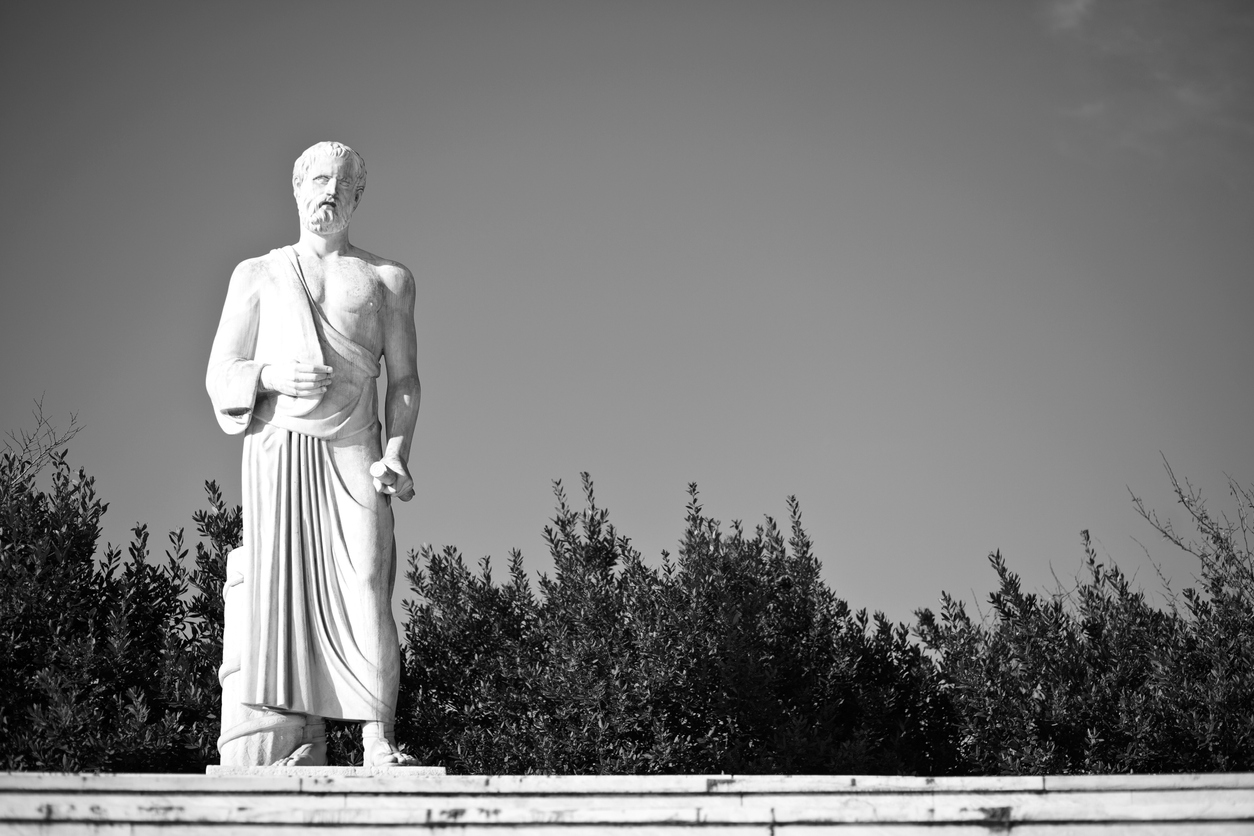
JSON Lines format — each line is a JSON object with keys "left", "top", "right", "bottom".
{"left": 3, "top": 430, "right": 1250, "bottom": 773}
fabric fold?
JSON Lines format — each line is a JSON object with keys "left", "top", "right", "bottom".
{"left": 207, "top": 244, "right": 396, "bottom": 723}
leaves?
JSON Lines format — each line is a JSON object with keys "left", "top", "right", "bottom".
{"left": 916, "top": 468, "right": 1254, "bottom": 774}
{"left": 398, "top": 476, "right": 952, "bottom": 774}
{"left": 3, "top": 412, "right": 1250, "bottom": 775}
{"left": 1, "top": 412, "right": 235, "bottom": 772}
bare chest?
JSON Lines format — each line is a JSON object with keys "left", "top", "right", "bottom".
{"left": 299, "top": 260, "right": 384, "bottom": 351}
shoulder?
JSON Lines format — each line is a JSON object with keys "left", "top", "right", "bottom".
{"left": 228, "top": 251, "right": 283, "bottom": 294}
{"left": 354, "top": 247, "right": 415, "bottom": 297}
{"left": 379, "top": 261, "right": 415, "bottom": 298}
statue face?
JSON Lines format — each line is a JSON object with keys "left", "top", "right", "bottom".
{"left": 296, "top": 154, "right": 361, "bottom": 235}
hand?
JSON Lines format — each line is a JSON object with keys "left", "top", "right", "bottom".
{"left": 260, "top": 362, "right": 333, "bottom": 397}
{"left": 369, "top": 458, "right": 415, "bottom": 501}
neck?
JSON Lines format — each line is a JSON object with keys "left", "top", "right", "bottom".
{"left": 297, "top": 226, "right": 352, "bottom": 259}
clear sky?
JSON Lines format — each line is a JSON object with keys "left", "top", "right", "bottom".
{"left": 3, "top": 0, "right": 1251, "bottom": 625}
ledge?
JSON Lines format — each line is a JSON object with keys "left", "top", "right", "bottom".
{"left": 3, "top": 771, "right": 1252, "bottom": 832}
{"left": 205, "top": 764, "right": 447, "bottom": 778}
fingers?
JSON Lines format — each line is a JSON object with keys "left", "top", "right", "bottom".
{"left": 388, "top": 469, "right": 415, "bottom": 501}
{"left": 280, "top": 382, "right": 327, "bottom": 397}
{"left": 279, "top": 362, "right": 332, "bottom": 396}
{"left": 395, "top": 476, "right": 415, "bottom": 502}
{"left": 375, "top": 480, "right": 415, "bottom": 500}
{"left": 370, "top": 459, "right": 413, "bottom": 499}
{"left": 370, "top": 460, "right": 397, "bottom": 495}
{"left": 291, "top": 364, "right": 333, "bottom": 383}
{"left": 291, "top": 366, "right": 332, "bottom": 392}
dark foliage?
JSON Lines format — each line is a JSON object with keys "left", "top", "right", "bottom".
{"left": 3, "top": 411, "right": 1250, "bottom": 774}
{"left": 916, "top": 464, "right": 1254, "bottom": 774}
{"left": 0, "top": 412, "right": 237, "bottom": 772}
{"left": 399, "top": 475, "right": 954, "bottom": 774}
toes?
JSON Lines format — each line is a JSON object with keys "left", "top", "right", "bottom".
{"left": 365, "top": 739, "right": 419, "bottom": 767}
{"left": 272, "top": 743, "right": 324, "bottom": 767}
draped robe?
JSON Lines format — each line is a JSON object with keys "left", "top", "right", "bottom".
{"left": 207, "top": 246, "right": 396, "bottom": 724}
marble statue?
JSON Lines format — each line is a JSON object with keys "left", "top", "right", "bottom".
{"left": 206, "top": 142, "right": 420, "bottom": 767}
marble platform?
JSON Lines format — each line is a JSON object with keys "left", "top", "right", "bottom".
{"left": 3, "top": 771, "right": 1252, "bottom": 833}
{"left": 206, "top": 764, "right": 447, "bottom": 778}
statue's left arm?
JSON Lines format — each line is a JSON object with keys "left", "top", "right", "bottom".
{"left": 373, "top": 264, "right": 420, "bottom": 501}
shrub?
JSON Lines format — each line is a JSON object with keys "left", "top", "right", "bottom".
{"left": 0, "top": 411, "right": 232, "bottom": 772}
{"left": 916, "top": 464, "right": 1254, "bottom": 774}
{"left": 4, "top": 407, "right": 1250, "bottom": 775}
{"left": 398, "top": 475, "right": 953, "bottom": 774}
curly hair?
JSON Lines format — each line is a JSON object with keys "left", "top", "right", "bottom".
{"left": 292, "top": 141, "right": 367, "bottom": 196}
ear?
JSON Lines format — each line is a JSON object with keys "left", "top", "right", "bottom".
{"left": 353, "top": 188, "right": 364, "bottom": 206}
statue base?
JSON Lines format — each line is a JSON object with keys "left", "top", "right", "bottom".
{"left": 206, "top": 765, "right": 447, "bottom": 778}
{"left": 6, "top": 771, "right": 1250, "bottom": 830}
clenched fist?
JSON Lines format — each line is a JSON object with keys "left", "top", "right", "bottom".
{"left": 369, "top": 458, "right": 415, "bottom": 502}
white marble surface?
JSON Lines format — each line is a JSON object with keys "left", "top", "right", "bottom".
{"left": 3, "top": 772, "right": 1251, "bottom": 832}
{"left": 206, "top": 142, "right": 422, "bottom": 768}
{"left": 206, "top": 765, "right": 447, "bottom": 778}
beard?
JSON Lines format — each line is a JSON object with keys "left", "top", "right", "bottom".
{"left": 301, "top": 201, "right": 352, "bottom": 234}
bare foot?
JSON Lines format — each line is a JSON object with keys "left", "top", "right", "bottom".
{"left": 363, "top": 736, "right": 418, "bottom": 767}
{"left": 273, "top": 740, "right": 327, "bottom": 766}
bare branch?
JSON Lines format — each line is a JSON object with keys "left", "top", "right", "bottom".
{"left": 2, "top": 397, "right": 82, "bottom": 488}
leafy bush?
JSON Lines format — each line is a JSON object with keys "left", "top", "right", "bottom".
{"left": 0, "top": 411, "right": 234, "bottom": 772}
{"left": 398, "top": 475, "right": 953, "bottom": 774}
{"left": 916, "top": 464, "right": 1254, "bottom": 774}
{"left": 3, "top": 409, "right": 1251, "bottom": 775}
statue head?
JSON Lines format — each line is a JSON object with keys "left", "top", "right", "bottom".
{"left": 292, "top": 141, "right": 368, "bottom": 235}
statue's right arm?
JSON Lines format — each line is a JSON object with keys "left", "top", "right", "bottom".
{"left": 206, "top": 260, "right": 265, "bottom": 435}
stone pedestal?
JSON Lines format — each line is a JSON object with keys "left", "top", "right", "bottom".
{"left": 206, "top": 765, "right": 447, "bottom": 778}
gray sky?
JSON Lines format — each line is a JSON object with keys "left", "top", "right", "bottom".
{"left": 3, "top": 0, "right": 1252, "bottom": 625}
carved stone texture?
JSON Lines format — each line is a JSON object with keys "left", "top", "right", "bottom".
{"left": 206, "top": 142, "right": 422, "bottom": 768}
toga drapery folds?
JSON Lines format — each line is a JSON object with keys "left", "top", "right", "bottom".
{"left": 207, "top": 246, "right": 397, "bottom": 747}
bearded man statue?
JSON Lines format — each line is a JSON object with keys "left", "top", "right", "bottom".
{"left": 207, "top": 141, "right": 420, "bottom": 767}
